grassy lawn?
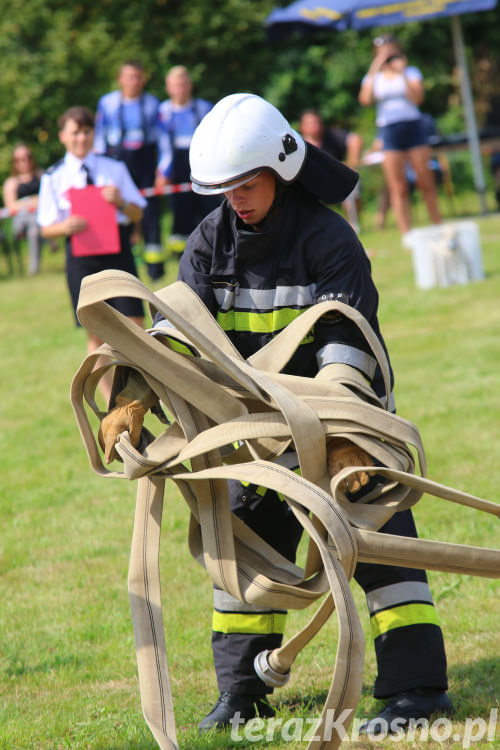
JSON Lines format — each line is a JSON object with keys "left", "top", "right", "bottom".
{"left": 0, "top": 200, "right": 499, "bottom": 750}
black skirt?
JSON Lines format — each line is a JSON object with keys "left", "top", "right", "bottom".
{"left": 65, "top": 224, "right": 144, "bottom": 326}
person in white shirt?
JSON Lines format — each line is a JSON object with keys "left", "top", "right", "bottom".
{"left": 359, "top": 35, "right": 441, "bottom": 237}
{"left": 37, "top": 105, "right": 146, "bottom": 401}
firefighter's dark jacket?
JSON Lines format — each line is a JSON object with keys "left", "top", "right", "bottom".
{"left": 154, "top": 183, "right": 394, "bottom": 401}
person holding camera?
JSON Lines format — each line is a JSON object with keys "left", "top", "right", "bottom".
{"left": 359, "top": 34, "right": 441, "bottom": 237}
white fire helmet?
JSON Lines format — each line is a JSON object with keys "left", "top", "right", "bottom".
{"left": 189, "top": 93, "right": 306, "bottom": 195}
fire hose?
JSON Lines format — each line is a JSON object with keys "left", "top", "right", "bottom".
{"left": 71, "top": 269, "right": 500, "bottom": 750}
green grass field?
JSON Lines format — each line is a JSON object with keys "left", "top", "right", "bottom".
{"left": 1, "top": 202, "right": 499, "bottom": 750}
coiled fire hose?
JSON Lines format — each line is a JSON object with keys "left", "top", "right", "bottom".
{"left": 71, "top": 269, "right": 500, "bottom": 750}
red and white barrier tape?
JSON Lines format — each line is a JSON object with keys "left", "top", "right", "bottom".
{"left": 140, "top": 181, "right": 192, "bottom": 198}
{"left": 0, "top": 181, "right": 193, "bottom": 220}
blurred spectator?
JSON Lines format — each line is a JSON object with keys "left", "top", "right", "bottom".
{"left": 482, "top": 95, "right": 500, "bottom": 210}
{"left": 2, "top": 144, "right": 44, "bottom": 275}
{"left": 94, "top": 60, "right": 168, "bottom": 280}
{"left": 408, "top": 113, "right": 451, "bottom": 193}
{"left": 299, "top": 109, "right": 363, "bottom": 168}
{"left": 299, "top": 109, "right": 363, "bottom": 231}
{"left": 359, "top": 34, "right": 441, "bottom": 237}
{"left": 488, "top": 154, "right": 500, "bottom": 209}
{"left": 37, "top": 106, "right": 146, "bottom": 402}
{"left": 156, "top": 65, "right": 220, "bottom": 256}
{"left": 369, "top": 115, "right": 453, "bottom": 230}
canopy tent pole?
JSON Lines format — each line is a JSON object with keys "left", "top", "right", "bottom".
{"left": 451, "top": 15, "right": 489, "bottom": 214}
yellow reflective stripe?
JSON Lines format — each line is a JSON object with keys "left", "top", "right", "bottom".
{"left": 212, "top": 611, "right": 287, "bottom": 635}
{"left": 240, "top": 480, "right": 267, "bottom": 497}
{"left": 217, "top": 307, "right": 306, "bottom": 334}
{"left": 167, "top": 236, "right": 187, "bottom": 253}
{"left": 166, "top": 338, "right": 195, "bottom": 356}
{"left": 371, "top": 603, "right": 439, "bottom": 639}
{"left": 143, "top": 247, "right": 167, "bottom": 263}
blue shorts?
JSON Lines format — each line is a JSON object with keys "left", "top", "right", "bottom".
{"left": 490, "top": 152, "right": 500, "bottom": 170}
{"left": 380, "top": 118, "right": 427, "bottom": 152}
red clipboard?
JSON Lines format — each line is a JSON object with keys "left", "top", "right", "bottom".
{"left": 67, "top": 185, "right": 120, "bottom": 257}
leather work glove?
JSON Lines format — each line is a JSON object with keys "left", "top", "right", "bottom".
{"left": 327, "top": 437, "right": 373, "bottom": 494}
{"left": 98, "top": 370, "right": 158, "bottom": 464}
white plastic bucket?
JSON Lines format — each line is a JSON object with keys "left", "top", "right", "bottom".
{"left": 403, "top": 221, "right": 485, "bottom": 290}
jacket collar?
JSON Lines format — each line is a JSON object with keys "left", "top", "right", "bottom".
{"left": 64, "top": 151, "right": 98, "bottom": 174}
{"left": 210, "top": 187, "right": 307, "bottom": 276}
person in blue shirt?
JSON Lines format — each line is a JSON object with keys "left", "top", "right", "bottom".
{"left": 156, "top": 66, "right": 220, "bottom": 256}
{"left": 94, "top": 60, "right": 168, "bottom": 281}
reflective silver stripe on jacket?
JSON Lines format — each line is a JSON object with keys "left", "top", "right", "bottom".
{"left": 274, "top": 450, "right": 299, "bottom": 470}
{"left": 366, "top": 581, "right": 435, "bottom": 615}
{"left": 151, "top": 318, "right": 176, "bottom": 333}
{"left": 213, "top": 283, "right": 317, "bottom": 312}
{"left": 316, "top": 342, "right": 378, "bottom": 379}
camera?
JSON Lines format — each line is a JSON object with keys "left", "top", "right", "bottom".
{"left": 385, "top": 54, "right": 403, "bottom": 64}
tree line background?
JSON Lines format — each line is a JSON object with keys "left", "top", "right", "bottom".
{"left": 1, "top": 0, "right": 500, "bottom": 190}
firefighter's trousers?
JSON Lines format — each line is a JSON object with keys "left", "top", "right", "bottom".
{"left": 211, "top": 479, "right": 448, "bottom": 699}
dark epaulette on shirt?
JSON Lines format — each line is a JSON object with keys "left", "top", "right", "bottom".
{"left": 45, "top": 158, "right": 64, "bottom": 175}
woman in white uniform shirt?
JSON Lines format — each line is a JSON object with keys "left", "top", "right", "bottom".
{"left": 359, "top": 35, "right": 441, "bottom": 236}
{"left": 37, "top": 106, "right": 146, "bottom": 401}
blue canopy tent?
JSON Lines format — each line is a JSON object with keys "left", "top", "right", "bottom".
{"left": 265, "top": 0, "right": 498, "bottom": 213}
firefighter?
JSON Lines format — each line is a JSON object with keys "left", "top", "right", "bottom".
{"left": 99, "top": 93, "right": 453, "bottom": 736}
